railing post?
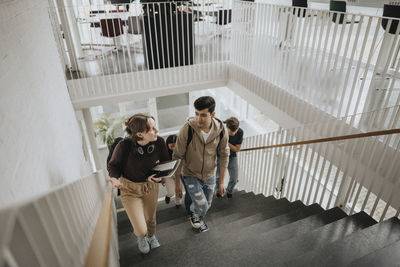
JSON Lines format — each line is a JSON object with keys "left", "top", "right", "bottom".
{"left": 148, "top": 98, "right": 159, "bottom": 130}
{"left": 54, "top": 0, "right": 83, "bottom": 71}
{"left": 82, "top": 108, "right": 102, "bottom": 172}
{"left": 363, "top": 32, "right": 396, "bottom": 117}
{"left": 334, "top": 172, "right": 353, "bottom": 210}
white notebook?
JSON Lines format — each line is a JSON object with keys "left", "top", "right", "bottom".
{"left": 148, "top": 159, "right": 181, "bottom": 178}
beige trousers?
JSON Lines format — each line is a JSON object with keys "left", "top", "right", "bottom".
{"left": 120, "top": 177, "right": 159, "bottom": 238}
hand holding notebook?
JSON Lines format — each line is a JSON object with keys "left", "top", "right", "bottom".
{"left": 147, "top": 159, "right": 181, "bottom": 180}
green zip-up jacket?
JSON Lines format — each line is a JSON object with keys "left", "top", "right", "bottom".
{"left": 172, "top": 117, "right": 230, "bottom": 181}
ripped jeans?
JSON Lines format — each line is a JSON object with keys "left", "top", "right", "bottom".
{"left": 181, "top": 175, "right": 216, "bottom": 220}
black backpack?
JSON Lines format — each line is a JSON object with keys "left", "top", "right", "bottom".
{"left": 107, "top": 137, "right": 131, "bottom": 168}
{"left": 107, "top": 137, "right": 131, "bottom": 196}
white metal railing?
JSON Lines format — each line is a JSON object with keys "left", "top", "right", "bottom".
{"left": 0, "top": 171, "right": 119, "bottom": 267}
{"left": 50, "top": 1, "right": 233, "bottom": 99}
{"left": 51, "top": 1, "right": 400, "bottom": 117}
{"left": 237, "top": 105, "right": 400, "bottom": 222}
{"left": 231, "top": 1, "right": 400, "bottom": 119}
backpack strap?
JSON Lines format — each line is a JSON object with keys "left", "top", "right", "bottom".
{"left": 121, "top": 138, "right": 132, "bottom": 173}
{"left": 106, "top": 138, "right": 132, "bottom": 179}
{"left": 106, "top": 137, "right": 123, "bottom": 164}
{"left": 186, "top": 124, "right": 225, "bottom": 152}
{"left": 186, "top": 124, "right": 193, "bottom": 149}
{"left": 217, "top": 127, "right": 225, "bottom": 156}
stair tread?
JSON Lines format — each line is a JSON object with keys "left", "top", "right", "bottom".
{"left": 158, "top": 194, "right": 273, "bottom": 230}
{"left": 182, "top": 206, "right": 346, "bottom": 267}
{"left": 128, "top": 199, "right": 306, "bottom": 266}
{"left": 192, "top": 203, "right": 325, "bottom": 266}
{"left": 196, "top": 198, "right": 303, "bottom": 236}
{"left": 117, "top": 191, "right": 254, "bottom": 235}
{"left": 240, "top": 206, "right": 347, "bottom": 244}
{"left": 118, "top": 192, "right": 267, "bottom": 241}
{"left": 118, "top": 190, "right": 400, "bottom": 267}
{"left": 225, "top": 202, "right": 321, "bottom": 231}
{"left": 117, "top": 211, "right": 134, "bottom": 236}
{"left": 283, "top": 217, "right": 400, "bottom": 267}
{"left": 119, "top": 194, "right": 279, "bottom": 264}
{"left": 119, "top": 203, "right": 346, "bottom": 267}
{"left": 349, "top": 237, "right": 400, "bottom": 267}
{"left": 154, "top": 194, "right": 269, "bottom": 235}
{"left": 224, "top": 211, "right": 376, "bottom": 266}
{"left": 157, "top": 190, "right": 248, "bottom": 211}
{"left": 151, "top": 196, "right": 283, "bottom": 245}
{"left": 206, "top": 196, "right": 286, "bottom": 225}
{"left": 156, "top": 191, "right": 257, "bottom": 225}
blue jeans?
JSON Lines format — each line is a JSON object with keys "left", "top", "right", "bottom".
{"left": 180, "top": 175, "right": 192, "bottom": 215}
{"left": 216, "top": 156, "right": 239, "bottom": 195}
{"left": 181, "top": 175, "right": 216, "bottom": 219}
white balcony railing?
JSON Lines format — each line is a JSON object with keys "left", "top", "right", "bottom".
{"left": 231, "top": 1, "right": 400, "bottom": 119}
{"left": 49, "top": 1, "right": 233, "bottom": 101}
{"left": 51, "top": 1, "right": 400, "bottom": 118}
{"left": 237, "top": 105, "right": 400, "bottom": 222}
{"left": 0, "top": 171, "right": 119, "bottom": 267}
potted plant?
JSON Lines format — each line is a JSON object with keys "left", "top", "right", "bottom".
{"left": 93, "top": 113, "right": 127, "bottom": 147}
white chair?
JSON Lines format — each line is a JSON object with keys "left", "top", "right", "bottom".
{"left": 126, "top": 15, "right": 143, "bottom": 51}
{"left": 100, "top": 18, "right": 124, "bottom": 50}
{"left": 194, "top": 20, "right": 217, "bottom": 59}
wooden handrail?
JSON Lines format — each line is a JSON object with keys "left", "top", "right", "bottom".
{"left": 84, "top": 186, "right": 113, "bottom": 267}
{"left": 240, "top": 128, "right": 400, "bottom": 152}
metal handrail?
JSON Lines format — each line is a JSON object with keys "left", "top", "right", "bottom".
{"left": 240, "top": 128, "right": 400, "bottom": 152}
{"left": 84, "top": 185, "right": 113, "bottom": 267}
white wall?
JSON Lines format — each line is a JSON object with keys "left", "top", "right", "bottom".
{"left": 0, "top": 0, "right": 91, "bottom": 207}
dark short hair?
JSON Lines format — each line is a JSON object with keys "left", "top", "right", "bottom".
{"left": 225, "top": 117, "right": 239, "bottom": 131}
{"left": 125, "top": 113, "right": 155, "bottom": 142}
{"left": 166, "top": 134, "right": 177, "bottom": 145}
{"left": 194, "top": 96, "right": 215, "bottom": 114}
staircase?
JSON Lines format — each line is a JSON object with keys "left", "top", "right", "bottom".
{"left": 117, "top": 191, "right": 400, "bottom": 267}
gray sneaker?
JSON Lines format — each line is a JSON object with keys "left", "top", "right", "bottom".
{"left": 148, "top": 235, "right": 160, "bottom": 249}
{"left": 137, "top": 236, "right": 150, "bottom": 254}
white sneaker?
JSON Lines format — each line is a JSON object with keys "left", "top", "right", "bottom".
{"left": 148, "top": 235, "right": 160, "bottom": 249}
{"left": 137, "top": 236, "right": 150, "bottom": 254}
{"left": 190, "top": 213, "right": 201, "bottom": 229}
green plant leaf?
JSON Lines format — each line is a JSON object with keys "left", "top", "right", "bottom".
{"left": 93, "top": 113, "right": 127, "bottom": 146}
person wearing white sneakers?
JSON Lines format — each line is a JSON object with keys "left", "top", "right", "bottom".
{"left": 107, "top": 114, "right": 169, "bottom": 254}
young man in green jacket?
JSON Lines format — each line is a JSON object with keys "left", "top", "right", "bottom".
{"left": 173, "top": 96, "right": 230, "bottom": 232}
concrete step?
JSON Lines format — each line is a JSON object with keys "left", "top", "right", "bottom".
{"left": 284, "top": 217, "right": 400, "bottom": 267}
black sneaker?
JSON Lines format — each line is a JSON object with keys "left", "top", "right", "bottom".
{"left": 198, "top": 221, "right": 209, "bottom": 233}
{"left": 216, "top": 192, "right": 222, "bottom": 198}
{"left": 175, "top": 204, "right": 181, "bottom": 209}
{"left": 165, "top": 196, "right": 170, "bottom": 204}
{"left": 190, "top": 213, "right": 201, "bottom": 229}
{"left": 227, "top": 193, "right": 233, "bottom": 198}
